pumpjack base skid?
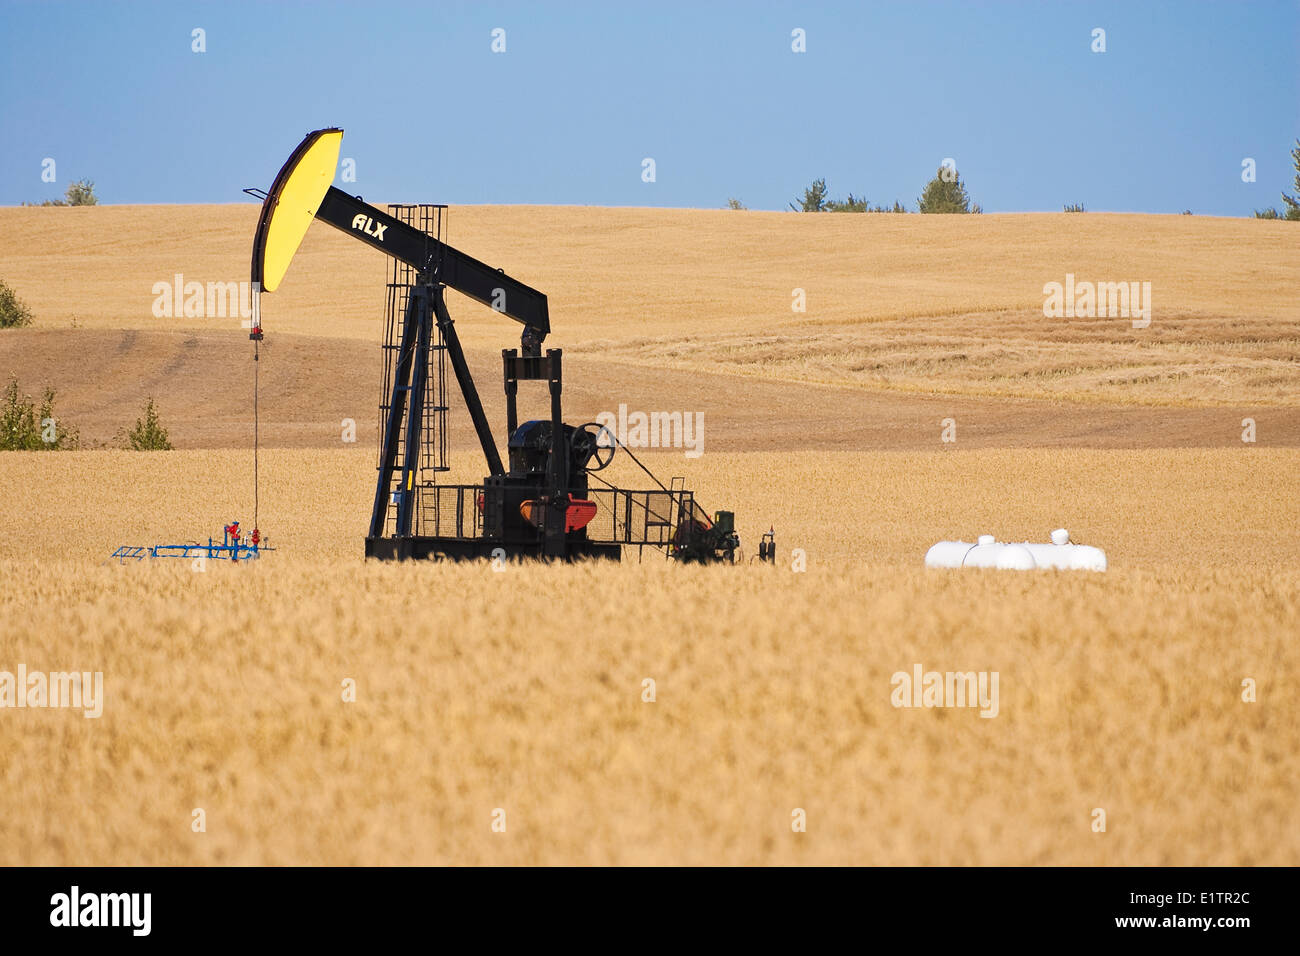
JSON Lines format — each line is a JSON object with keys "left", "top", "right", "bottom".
{"left": 365, "top": 536, "right": 622, "bottom": 562}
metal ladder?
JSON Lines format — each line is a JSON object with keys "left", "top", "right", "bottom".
{"left": 377, "top": 205, "right": 452, "bottom": 536}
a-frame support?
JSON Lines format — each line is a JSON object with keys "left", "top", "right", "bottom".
{"left": 369, "top": 283, "right": 505, "bottom": 542}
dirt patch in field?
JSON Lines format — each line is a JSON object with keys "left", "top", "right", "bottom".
{"left": 3, "top": 328, "right": 1296, "bottom": 450}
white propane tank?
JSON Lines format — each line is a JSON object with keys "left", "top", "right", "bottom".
{"left": 923, "top": 540, "right": 976, "bottom": 567}
{"left": 996, "top": 544, "right": 1037, "bottom": 570}
{"left": 924, "top": 530, "right": 1106, "bottom": 571}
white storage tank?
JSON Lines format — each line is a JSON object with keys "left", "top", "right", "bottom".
{"left": 924, "top": 529, "right": 1106, "bottom": 571}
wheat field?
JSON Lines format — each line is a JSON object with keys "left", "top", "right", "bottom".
{"left": 0, "top": 204, "right": 1297, "bottom": 865}
{"left": 0, "top": 447, "right": 1297, "bottom": 865}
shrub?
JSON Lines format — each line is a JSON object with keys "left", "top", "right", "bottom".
{"left": 1, "top": 378, "right": 78, "bottom": 450}
{"left": 0, "top": 280, "right": 33, "bottom": 328}
{"left": 122, "top": 397, "right": 172, "bottom": 450}
{"left": 65, "top": 179, "right": 98, "bottom": 206}
{"left": 792, "top": 180, "right": 909, "bottom": 213}
{"left": 826, "top": 193, "right": 869, "bottom": 213}
{"left": 20, "top": 177, "right": 98, "bottom": 207}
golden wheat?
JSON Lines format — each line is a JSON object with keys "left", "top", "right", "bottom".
{"left": 0, "top": 447, "right": 1295, "bottom": 864}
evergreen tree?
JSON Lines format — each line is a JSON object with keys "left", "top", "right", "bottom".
{"left": 918, "top": 167, "right": 978, "bottom": 214}
{"left": 794, "top": 178, "right": 828, "bottom": 212}
{"left": 1280, "top": 139, "right": 1300, "bottom": 220}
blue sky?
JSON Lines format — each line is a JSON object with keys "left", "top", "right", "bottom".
{"left": 1, "top": 0, "right": 1296, "bottom": 214}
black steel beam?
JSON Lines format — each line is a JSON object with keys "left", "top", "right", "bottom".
{"left": 503, "top": 349, "right": 519, "bottom": 443}
{"left": 315, "top": 187, "right": 549, "bottom": 341}
{"left": 395, "top": 288, "right": 432, "bottom": 537}
{"left": 544, "top": 348, "right": 567, "bottom": 558}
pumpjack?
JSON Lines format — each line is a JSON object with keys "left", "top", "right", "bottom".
{"left": 249, "top": 128, "right": 741, "bottom": 562}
